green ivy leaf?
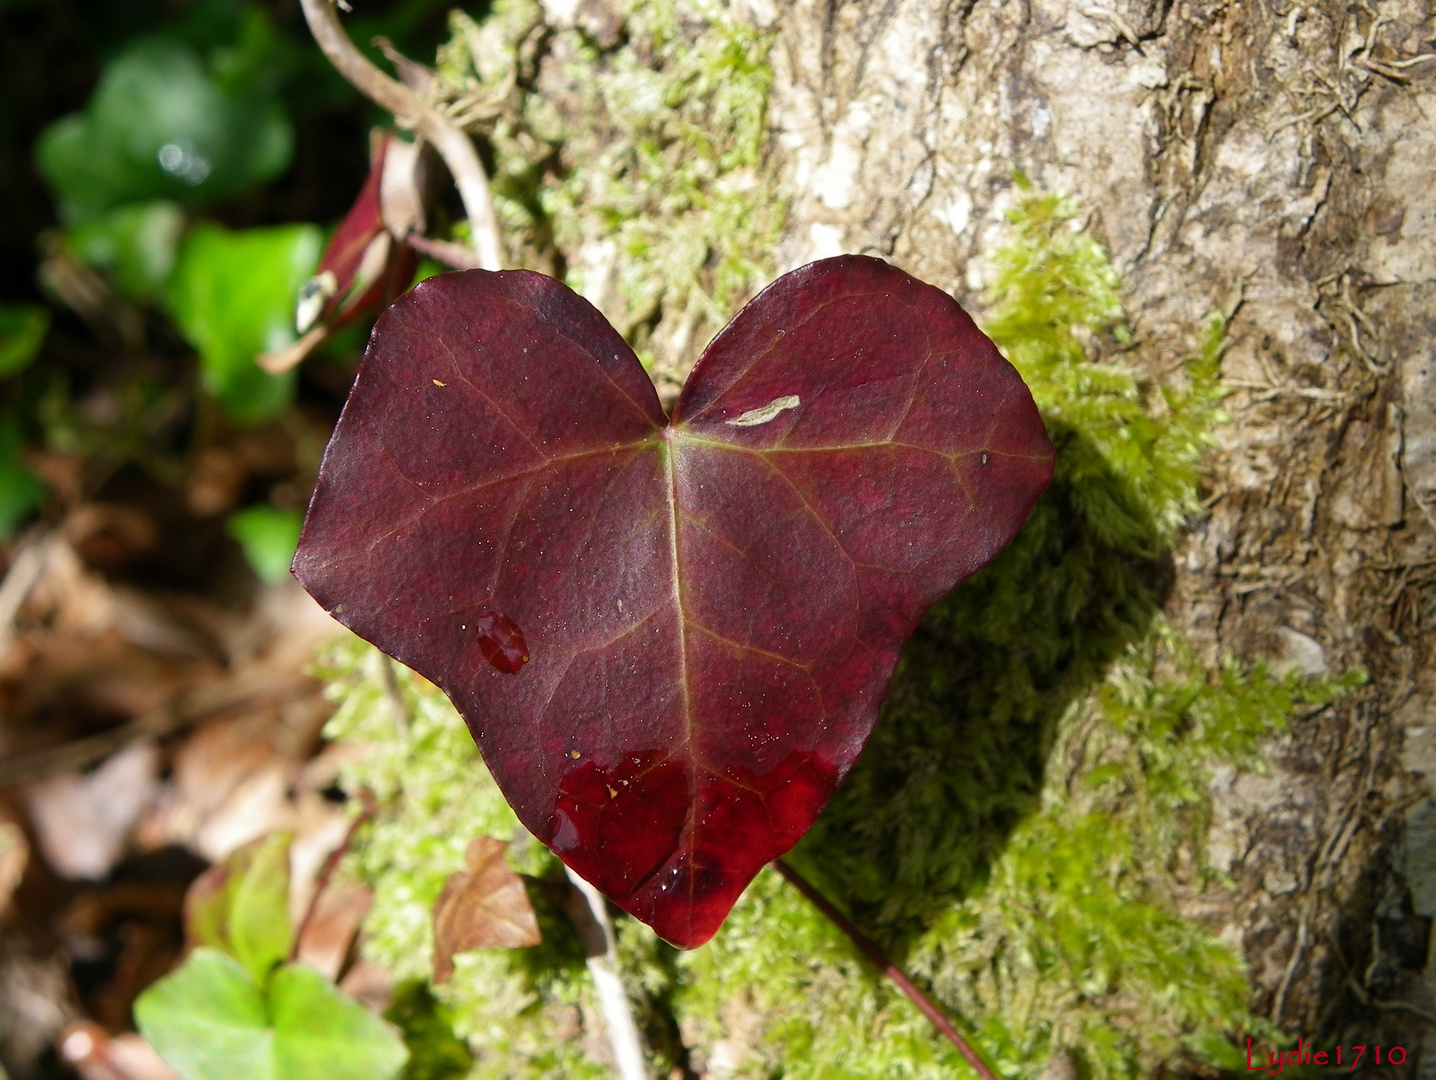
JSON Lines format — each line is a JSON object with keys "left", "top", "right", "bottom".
{"left": 167, "top": 223, "right": 320, "bottom": 423}
{"left": 269, "top": 964, "right": 411, "bottom": 1080}
{"left": 134, "top": 948, "right": 274, "bottom": 1080}
{"left": 185, "top": 833, "right": 294, "bottom": 983}
{"left": 0, "top": 304, "right": 50, "bottom": 379}
{"left": 68, "top": 202, "right": 185, "bottom": 301}
{"left": 136, "top": 950, "right": 409, "bottom": 1080}
{"left": 226, "top": 506, "right": 304, "bottom": 584}
{"left": 35, "top": 37, "right": 292, "bottom": 222}
{"left": 0, "top": 418, "right": 44, "bottom": 539}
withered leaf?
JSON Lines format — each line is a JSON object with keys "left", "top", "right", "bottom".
{"left": 432, "top": 836, "right": 541, "bottom": 984}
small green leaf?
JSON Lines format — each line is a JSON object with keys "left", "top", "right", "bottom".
{"left": 227, "top": 834, "right": 292, "bottom": 983}
{"left": 227, "top": 506, "right": 304, "bottom": 584}
{"left": 270, "top": 964, "right": 410, "bottom": 1080}
{"left": 0, "top": 304, "right": 49, "bottom": 378}
{"left": 0, "top": 419, "right": 44, "bottom": 539}
{"left": 167, "top": 223, "right": 320, "bottom": 423}
{"left": 35, "top": 38, "right": 292, "bottom": 222}
{"left": 138, "top": 952, "right": 407, "bottom": 1080}
{"left": 185, "top": 832, "right": 294, "bottom": 982}
{"left": 134, "top": 948, "right": 274, "bottom": 1080}
{"left": 68, "top": 202, "right": 185, "bottom": 301}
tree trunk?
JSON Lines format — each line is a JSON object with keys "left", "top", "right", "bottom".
{"left": 747, "top": 0, "right": 1436, "bottom": 1046}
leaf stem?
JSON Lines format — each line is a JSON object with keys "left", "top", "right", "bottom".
{"left": 561, "top": 867, "right": 651, "bottom": 1080}
{"left": 297, "top": 0, "right": 504, "bottom": 271}
{"left": 292, "top": 790, "right": 377, "bottom": 962}
{"left": 772, "top": 858, "right": 1001, "bottom": 1080}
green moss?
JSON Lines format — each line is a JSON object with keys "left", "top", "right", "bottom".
{"left": 434, "top": 0, "right": 783, "bottom": 373}
{"left": 387, "top": 981, "right": 475, "bottom": 1080}
{"left": 318, "top": 638, "right": 613, "bottom": 1078}
{"left": 693, "top": 632, "right": 1357, "bottom": 1080}
{"left": 316, "top": 89, "right": 1358, "bottom": 1075}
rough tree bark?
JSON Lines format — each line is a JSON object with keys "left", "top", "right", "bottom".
{"left": 735, "top": 0, "right": 1436, "bottom": 1052}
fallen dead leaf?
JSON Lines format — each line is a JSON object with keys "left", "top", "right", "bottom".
{"left": 338, "top": 957, "right": 393, "bottom": 1013}
{"left": 294, "top": 878, "right": 371, "bottom": 980}
{"left": 59, "top": 1021, "right": 181, "bottom": 1080}
{"left": 64, "top": 504, "right": 160, "bottom": 570}
{"left": 0, "top": 817, "right": 26, "bottom": 916}
{"left": 25, "top": 742, "right": 160, "bottom": 880}
{"left": 432, "top": 836, "right": 541, "bottom": 984}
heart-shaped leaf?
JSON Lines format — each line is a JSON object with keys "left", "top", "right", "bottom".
{"left": 294, "top": 256, "right": 1053, "bottom": 947}
{"left": 134, "top": 950, "right": 409, "bottom": 1080}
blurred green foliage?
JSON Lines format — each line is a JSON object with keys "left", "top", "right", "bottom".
{"left": 0, "top": 418, "right": 45, "bottom": 538}
{"left": 36, "top": 26, "right": 294, "bottom": 222}
{"left": 166, "top": 222, "right": 320, "bottom": 422}
{"left": 137, "top": 950, "right": 410, "bottom": 1080}
{"left": 1, "top": 0, "right": 469, "bottom": 549}
{"left": 0, "top": 305, "right": 50, "bottom": 540}
{"left": 186, "top": 833, "right": 296, "bottom": 982}
{"left": 226, "top": 504, "right": 305, "bottom": 584}
{"left": 67, "top": 202, "right": 186, "bottom": 303}
{"left": 0, "top": 303, "right": 49, "bottom": 378}
{"left": 135, "top": 832, "right": 410, "bottom": 1080}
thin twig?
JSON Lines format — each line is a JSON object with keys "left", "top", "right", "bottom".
{"left": 0, "top": 669, "right": 320, "bottom": 788}
{"left": 292, "top": 790, "right": 377, "bottom": 961}
{"left": 560, "top": 867, "right": 650, "bottom": 1080}
{"left": 298, "top": 0, "right": 504, "bottom": 271}
{"left": 257, "top": 324, "right": 333, "bottom": 375}
{"left": 773, "top": 859, "right": 1001, "bottom": 1080}
{"left": 379, "top": 655, "right": 411, "bottom": 738}
{"left": 405, "top": 233, "right": 482, "bottom": 270}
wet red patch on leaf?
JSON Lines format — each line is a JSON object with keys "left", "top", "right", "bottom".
{"left": 472, "top": 611, "right": 529, "bottom": 674}
{"left": 293, "top": 256, "right": 1054, "bottom": 947}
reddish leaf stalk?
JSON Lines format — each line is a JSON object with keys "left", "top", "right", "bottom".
{"left": 292, "top": 791, "right": 377, "bottom": 961}
{"left": 772, "top": 858, "right": 1001, "bottom": 1080}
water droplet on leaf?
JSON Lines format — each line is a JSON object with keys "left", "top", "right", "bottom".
{"left": 474, "top": 611, "right": 530, "bottom": 674}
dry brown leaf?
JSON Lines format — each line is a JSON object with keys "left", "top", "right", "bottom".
{"left": 0, "top": 817, "right": 27, "bottom": 916}
{"left": 338, "top": 958, "right": 393, "bottom": 1013}
{"left": 294, "top": 878, "right": 371, "bottom": 979}
{"left": 59, "top": 1022, "right": 181, "bottom": 1080}
{"left": 25, "top": 741, "right": 160, "bottom": 880}
{"left": 432, "top": 836, "right": 541, "bottom": 983}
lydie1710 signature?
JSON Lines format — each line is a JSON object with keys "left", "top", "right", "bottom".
{"left": 1246, "top": 1038, "right": 1408, "bottom": 1074}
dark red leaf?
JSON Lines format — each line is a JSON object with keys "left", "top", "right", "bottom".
{"left": 293, "top": 256, "right": 1054, "bottom": 948}
{"left": 295, "top": 134, "right": 422, "bottom": 335}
